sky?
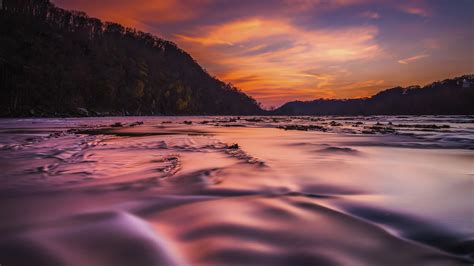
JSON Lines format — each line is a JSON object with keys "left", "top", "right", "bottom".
{"left": 53, "top": 0, "right": 473, "bottom": 107}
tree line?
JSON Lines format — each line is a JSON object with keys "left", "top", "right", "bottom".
{"left": 0, "top": 0, "right": 262, "bottom": 116}
{"left": 275, "top": 75, "right": 474, "bottom": 115}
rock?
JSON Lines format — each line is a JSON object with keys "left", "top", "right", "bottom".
{"left": 227, "top": 143, "right": 239, "bottom": 149}
{"left": 361, "top": 130, "right": 376, "bottom": 134}
{"left": 365, "top": 126, "right": 396, "bottom": 134}
{"left": 245, "top": 118, "right": 264, "bottom": 122}
{"left": 129, "top": 121, "right": 144, "bottom": 127}
{"left": 110, "top": 122, "right": 123, "bottom": 127}
{"left": 76, "top": 107, "right": 89, "bottom": 116}
{"left": 394, "top": 124, "right": 450, "bottom": 129}
{"left": 278, "top": 125, "right": 327, "bottom": 132}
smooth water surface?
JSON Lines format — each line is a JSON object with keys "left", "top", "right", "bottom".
{"left": 0, "top": 116, "right": 472, "bottom": 265}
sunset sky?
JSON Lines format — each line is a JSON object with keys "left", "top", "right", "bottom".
{"left": 52, "top": 0, "right": 473, "bottom": 107}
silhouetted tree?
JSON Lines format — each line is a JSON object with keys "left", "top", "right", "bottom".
{"left": 0, "top": 0, "right": 261, "bottom": 116}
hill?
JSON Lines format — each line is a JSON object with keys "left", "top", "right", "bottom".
{"left": 274, "top": 75, "right": 474, "bottom": 115}
{"left": 0, "top": 0, "right": 262, "bottom": 116}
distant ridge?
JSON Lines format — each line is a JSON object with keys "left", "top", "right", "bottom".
{"left": 274, "top": 75, "right": 474, "bottom": 115}
{"left": 0, "top": 0, "right": 262, "bottom": 116}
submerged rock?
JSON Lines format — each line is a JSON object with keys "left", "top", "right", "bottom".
{"left": 278, "top": 125, "right": 327, "bottom": 132}
{"left": 245, "top": 117, "right": 264, "bottom": 122}
{"left": 394, "top": 124, "right": 450, "bottom": 129}
{"left": 129, "top": 121, "right": 144, "bottom": 127}
{"left": 110, "top": 122, "right": 123, "bottom": 127}
{"left": 227, "top": 143, "right": 239, "bottom": 149}
{"left": 365, "top": 126, "right": 396, "bottom": 134}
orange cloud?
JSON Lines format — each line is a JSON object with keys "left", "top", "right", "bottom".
{"left": 398, "top": 54, "right": 430, "bottom": 64}
{"left": 53, "top": 0, "right": 208, "bottom": 31}
{"left": 52, "top": 0, "right": 473, "bottom": 107}
{"left": 399, "top": 5, "right": 430, "bottom": 17}
{"left": 315, "top": 79, "right": 386, "bottom": 98}
{"left": 175, "top": 19, "right": 294, "bottom": 46}
{"left": 176, "top": 18, "right": 382, "bottom": 106}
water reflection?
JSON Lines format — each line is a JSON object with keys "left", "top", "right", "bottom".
{"left": 0, "top": 116, "right": 472, "bottom": 265}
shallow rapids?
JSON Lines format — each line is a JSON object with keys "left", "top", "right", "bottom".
{"left": 0, "top": 116, "right": 472, "bottom": 265}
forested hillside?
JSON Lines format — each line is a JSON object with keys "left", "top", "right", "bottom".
{"left": 275, "top": 75, "right": 474, "bottom": 115}
{"left": 0, "top": 0, "right": 262, "bottom": 116}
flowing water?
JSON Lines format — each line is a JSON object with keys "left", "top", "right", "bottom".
{"left": 0, "top": 116, "right": 472, "bottom": 265}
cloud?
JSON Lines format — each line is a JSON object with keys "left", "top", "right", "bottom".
{"left": 175, "top": 19, "right": 295, "bottom": 46}
{"left": 398, "top": 54, "right": 430, "bottom": 64}
{"left": 360, "top": 11, "right": 380, "bottom": 19}
{"left": 52, "top": 0, "right": 209, "bottom": 31}
{"left": 422, "top": 38, "right": 440, "bottom": 50}
{"left": 51, "top": 0, "right": 473, "bottom": 107}
{"left": 175, "top": 18, "right": 382, "bottom": 106}
{"left": 176, "top": 18, "right": 381, "bottom": 59}
{"left": 399, "top": 5, "right": 430, "bottom": 17}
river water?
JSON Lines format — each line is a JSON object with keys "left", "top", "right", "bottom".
{"left": 0, "top": 116, "right": 472, "bottom": 265}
